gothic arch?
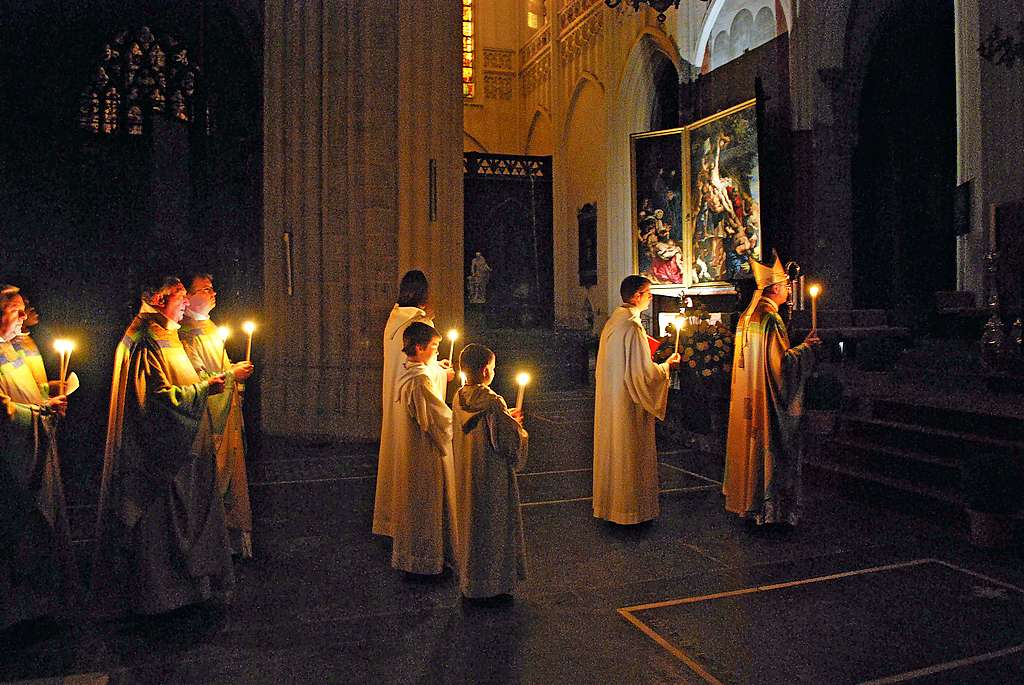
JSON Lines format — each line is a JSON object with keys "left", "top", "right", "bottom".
{"left": 694, "top": 0, "right": 791, "bottom": 68}
{"left": 560, "top": 71, "right": 605, "bottom": 148}
{"left": 525, "top": 106, "right": 553, "bottom": 156}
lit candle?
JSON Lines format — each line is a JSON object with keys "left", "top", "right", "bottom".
{"left": 674, "top": 313, "right": 685, "bottom": 355}
{"left": 458, "top": 371, "right": 467, "bottom": 387}
{"left": 53, "top": 339, "right": 74, "bottom": 395}
{"left": 447, "top": 329, "right": 459, "bottom": 362}
{"left": 217, "top": 326, "right": 231, "bottom": 372}
{"left": 515, "top": 372, "right": 530, "bottom": 412}
{"left": 242, "top": 321, "right": 256, "bottom": 362}
{"left": 808, "top": 284, "right": 821, "bottom": 330}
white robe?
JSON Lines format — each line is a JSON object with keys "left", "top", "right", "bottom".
{"left": 373, "top": 305, "right": 449, "bottom": 537}
{"left": 592, "top": 304, "right": 672, "bottom": 524}
{"left": 452, "top": 385, "right": 528, "bottom": 598}
{"left": 389, "top": 361, "right": 454, "bottom": 574}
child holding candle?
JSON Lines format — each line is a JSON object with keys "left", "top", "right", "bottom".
{"left": 388, "top": 322, "right": 455, "bottom": 576}
{"left": 452, "top": 343, "right": 528, "bottom": 602}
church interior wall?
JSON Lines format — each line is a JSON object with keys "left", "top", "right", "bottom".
{"left": 558, "top": 75, "right": 607, "bottom": 328}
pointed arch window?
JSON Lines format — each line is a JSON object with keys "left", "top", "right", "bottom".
{"left": 462, "top": 0, "right": 475, "bottom": 98}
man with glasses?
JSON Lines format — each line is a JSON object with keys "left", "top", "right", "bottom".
{"left": 180, "top": 273, "right": 256, "bottom": 559}
{"left": 592, "top": 276, "right": 680, "bottom": 525}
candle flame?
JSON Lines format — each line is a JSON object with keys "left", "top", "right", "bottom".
{"left": 808, "top": 284, "right": 821, "bottom": 298}
{"left": 217, "top": 326, "right": 231, "bottom": 341}
{"left": 447, "top": 329, "right": 459, "bottom": 342}
{"left": 516, "top": 372, "right": 531, "bottom": 387}
{"left": 242, "top": 321, "right": 256, "bottom": 335}
{"left": 458, "top": 371, "right": 467, "bottom": 386}
{"left": 53, "top": 339, "right": 74, "bottom": 353}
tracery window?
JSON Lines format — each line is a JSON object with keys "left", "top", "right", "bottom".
{"left": 77, "top": 26, "right": 200, "bottom": 135}
{"left": 462, "top": 0, "right": 475, "bottom": 98}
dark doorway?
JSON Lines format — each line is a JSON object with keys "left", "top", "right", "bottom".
{"left": 463, "top": 154, "right": 553, "bottom": 329}
{"left": 651, "top": 56, "right": 680, "bottom": 130}
{"left": 851, "top": 0, "right": 956, "bottom": 325}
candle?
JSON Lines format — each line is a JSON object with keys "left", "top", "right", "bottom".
{"left": 458, "top": 371, "right": 467, "bottom": 387}
{"left": 808, "top": 284, "right": 821, "bottom": 330}
{"left": 53, "top": 339, "right": 73, "bottom": 395}
{"left": 242, "top": 321, "right": 256, "bottom": 362}
{"left": 515, "top": 372, "right": 530, "bottom": 411}
{"left": 674, "top": 313, "right": 685, "bottom": 355}
{"left": 217, "top": 326, "right": 231, "bottom": 372}
{"left": 447, "top": 329, "right": 459, "bottom": 362}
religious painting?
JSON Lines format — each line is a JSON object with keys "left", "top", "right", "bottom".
{"left": 630, "top": 128, "right": 685, "bottom": 291}
{"left": 683, "top": 99, "right": 762, "bottom": 287}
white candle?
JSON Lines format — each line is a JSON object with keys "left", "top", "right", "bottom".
{"left": 808, "top": 285, "right": 821, "bottom": 330}
{"left": 53, "top": 339, "right": 73, "bottom": 395}
{"left": 447, "top": 329, "right": 459, "bottom": 362}
{"left": 515, "top": 372, "right": 530, "bottom": 411}
{"left": 674, "top": 313, "right": 685, "bottom": 355}
{"left": 242, "top": 321, "right": 256, "bottom": 362}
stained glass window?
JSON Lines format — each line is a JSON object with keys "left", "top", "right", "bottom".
{"left": 462, "top": 0, "right": 474, "bottom": 98}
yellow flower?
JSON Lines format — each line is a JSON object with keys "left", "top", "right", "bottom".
{"left": 713, "top": 355, "right": 720, "bottom": 361}
{"left": 684, "top": 347, "right": 694, "bottom": 356}
{"left": 696, "top": 342, "right": 709, "bottom": 351}
{"left": 715, "top": 339, "right": 723, "bottom": 348}
{"left": 702, "top": 369, "right": 712, "bottom": 377}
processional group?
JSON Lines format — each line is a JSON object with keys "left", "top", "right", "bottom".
{"left": 2, "top": 251, "right": 820, "bottom": 630}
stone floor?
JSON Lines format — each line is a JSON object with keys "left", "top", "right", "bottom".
{"left": 2, "top": 388, "right": 1023, "bottom": 684}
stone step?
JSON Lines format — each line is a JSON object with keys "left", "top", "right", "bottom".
{"left": 823, "top": 436, "right": 962, "bottom": 491}
{"left": 842, "top": 416, "right": 1024, "bottom": 461}
{"left": 869, "top": 398, "right": 1024, "bottom": 442}
{"left": 803, "top": 457, "right": 962, "bottom": 520}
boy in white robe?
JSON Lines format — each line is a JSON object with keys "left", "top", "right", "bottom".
{"left": 389, "top": 322, "right": 454, "bottom": 575}
{"left": 592, "top": 276, "right": 680, "bottom": 525}
{"left": 452, "top": 344, "right": 528, "bottom": 600}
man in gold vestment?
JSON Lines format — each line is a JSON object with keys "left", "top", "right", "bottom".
{"left": 0, "top": 285, "right": 75, "bottom": 629}
{"left": 180, "top": 273, "right": 256, "bottom": 559}
{"left": 723, "top": 255, "right": 820, "bottom": 525}
{"left": 92, "top": 276, "right": 233, "bottom": 615}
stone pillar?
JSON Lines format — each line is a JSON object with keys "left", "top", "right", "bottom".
{"left": 955, "top": 0, "right": 984, "bottom": 297}
{"left": 262, "top": 1, "right": 462, "bottom": 440}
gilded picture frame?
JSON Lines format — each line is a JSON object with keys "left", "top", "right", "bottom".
{"left": 682, "top": 98, "right": 762, "bottom": 290}
{"left": 630, "top": 127, "right": 685, "bottom": 294}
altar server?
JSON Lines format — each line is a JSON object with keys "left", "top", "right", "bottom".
{"left": 374, "top": 270, "right": 453, "bottom": 538}
{"left": 388, "top": 322, "right": 454, "bottom": 575}
{"left": 452, "top": 343, "right": 528, "bottom": 600}
{"left": 593, "top": 276, "right": 680, "bottom": 525}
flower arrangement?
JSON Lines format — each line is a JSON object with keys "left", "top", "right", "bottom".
{"left": 654, "top": 305, "right": 734, "bottom": 385}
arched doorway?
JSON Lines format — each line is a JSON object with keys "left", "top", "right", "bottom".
{"left": 851, "top": 0, "right": 956, "bottom": 324}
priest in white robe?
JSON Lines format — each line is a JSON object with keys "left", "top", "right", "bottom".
{"left": 388, "top": 322, "right": 454, "bottom": 574}
{"left": 593, "top": 276, "right": 680, "bottom": 525}
{"left": 373, "top": 270, "right": 452, "bottom": 538}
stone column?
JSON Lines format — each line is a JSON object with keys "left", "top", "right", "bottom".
{"left": 262, "top": 0, "right": 462, "bottom": 440}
